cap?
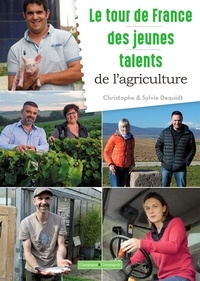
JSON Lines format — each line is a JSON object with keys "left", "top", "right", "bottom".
{"left": 33, "top": 187, "right": 53, "bottom": 197}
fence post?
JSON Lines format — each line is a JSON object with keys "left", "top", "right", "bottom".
{"left": 0, "top": 206, "right": 17, "bottom": 281}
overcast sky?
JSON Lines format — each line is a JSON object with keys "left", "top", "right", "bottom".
{"left": 0, "top": 91, "right": 86, "bottom": 112}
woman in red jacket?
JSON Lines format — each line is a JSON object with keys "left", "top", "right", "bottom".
{"left": 121, "top": 192, "right": 195, "bottom": 281}
{"left": 103, "top": 118, "right": 135, "bottom": 187}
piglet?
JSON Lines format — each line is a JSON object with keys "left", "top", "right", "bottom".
{"left": 11, "top": 54, "right": 42, "bottom": 91}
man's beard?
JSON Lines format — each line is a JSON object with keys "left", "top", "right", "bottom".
{"left": 22, "top": 116, "right": 35, "bottom": 125}
{"left": 38, "top": 203, "right": 50, "bottom": 211}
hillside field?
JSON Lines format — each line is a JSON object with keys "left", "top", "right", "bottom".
{"left": 103, "top": 138, "right": 200, "bottom": 162}
{"left": 0, "top": 112, "right": 101, "bottom": 138}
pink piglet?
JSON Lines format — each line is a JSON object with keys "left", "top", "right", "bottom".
{"left": 11, "top": 54, "right": 42, "bottom": 91}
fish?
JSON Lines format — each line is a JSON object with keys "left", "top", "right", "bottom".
{"left": 35, "top": 266, "right": 71, "bottom": 274}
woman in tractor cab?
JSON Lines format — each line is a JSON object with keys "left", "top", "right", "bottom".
{"left": 121, "top": 192, "right": 195, "bottom": 281}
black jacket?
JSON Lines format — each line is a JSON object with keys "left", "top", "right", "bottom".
{"left": 56, "top": 121, "right": 88, "bottom": 140}
{"left": 155, "top": 124, "right": 196, "bottom": 172}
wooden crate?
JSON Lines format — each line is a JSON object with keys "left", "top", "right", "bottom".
{"left": 0, "top": 206, "right": 17, "bottom": 281}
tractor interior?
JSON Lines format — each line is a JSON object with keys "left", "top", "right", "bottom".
{"left": 102, "top": 188, "right": 200, "bottom": 281}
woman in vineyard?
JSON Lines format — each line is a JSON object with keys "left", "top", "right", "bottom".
{"left": 48, "top": 104, "right": 89, "bottom": 141}
{"left": 103, "top": 118, "right": 135, "bottom": 187}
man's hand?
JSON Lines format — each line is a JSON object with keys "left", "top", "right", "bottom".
{"left": 26, "top": 145, "right": 36, "bottom": 151}
{"left": 15, "top": 145, "right": 36, "bottom": 152}
{"left": 57, "top": 259, "right": 72, "bottom": 267}
{"left": 23, "top": 70, "right": 39, "bottom": 90}
{"left": 57, "top": 259, "right": 72, "bottom": 274}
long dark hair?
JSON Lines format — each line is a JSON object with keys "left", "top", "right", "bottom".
{"left": 143, "top": 192, "right": 173, "bottom": 227}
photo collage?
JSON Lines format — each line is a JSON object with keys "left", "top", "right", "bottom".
{"left": 0, "top": 1, "right": 200, "bottom": 281}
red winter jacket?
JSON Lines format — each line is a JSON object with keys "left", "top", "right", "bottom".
{"left": 103, "top": 132, "right": 135, "bottom": 168}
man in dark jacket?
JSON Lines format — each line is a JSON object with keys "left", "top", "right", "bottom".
{"left": 155, "top": 111, "right": 196, "bottom": 187}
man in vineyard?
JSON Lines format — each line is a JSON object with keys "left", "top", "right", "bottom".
{"left": 155, "top": 110, "right": 196, "bottom": 187}
{"left": 0, "top": 101, "right": 49, "bottom": 152}
{"left": 19, "top": 187, "right": 72, "bottom": 280}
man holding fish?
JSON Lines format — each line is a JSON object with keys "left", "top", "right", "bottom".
{"left": 19, "top": 187, "right": 71, "bottom": 280}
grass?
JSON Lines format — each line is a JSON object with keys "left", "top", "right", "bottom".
{"left": 63, "top": 276, "right": 96, "bottom": 281}
{"left": 103, "top": 138, "right": 200, "bottom": 162}
{"left": 0, "top": 65, "right": 7, "bottom": 76}
{"left": 103, "top": 166, "right": 200, "bottom": 187}
{"left": 0, "top": 112, "right": 101, "bottom": 133}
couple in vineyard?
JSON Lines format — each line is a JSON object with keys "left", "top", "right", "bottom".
{"left": 0, "top": 101, "right": 89, "bottom": 153}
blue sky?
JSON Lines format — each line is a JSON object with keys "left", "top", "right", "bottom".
{"left": 102, "top": 102, "right": 200, "bottom": 129}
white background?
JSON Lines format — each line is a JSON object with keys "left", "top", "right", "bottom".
{"left": 76, "top": 0, "right": 199, "bottom": 112}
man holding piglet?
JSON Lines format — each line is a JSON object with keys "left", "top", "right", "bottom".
{"left": 7, "top": 0, "right": 82, "bottom": 91}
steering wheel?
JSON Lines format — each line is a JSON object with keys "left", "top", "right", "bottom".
{"left": 109, "top": 235, "right": 153, "bottom": 279}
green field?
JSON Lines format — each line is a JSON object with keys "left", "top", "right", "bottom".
{"left": 103, "top": 166, "right": 200, "bottom": 187}
{"left": 0, "top": 65, "right": 7, "bottom": 76}
{"left": 63, "top": 277, "right": 96, "bottom": 281}
{"left": 0, "top": 112, "right": 102, "bottom": 138}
